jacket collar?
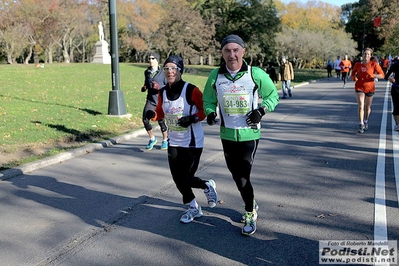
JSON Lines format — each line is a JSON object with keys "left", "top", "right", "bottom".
{"left": 218, "top": 61, "right": 249, "bottom": 81}
{"left": 218, "top": 60, "right": 249, "bottom": 75}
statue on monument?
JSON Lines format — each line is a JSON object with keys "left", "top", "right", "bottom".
{"left": 92, "top": 21, "right": 111, "bottom": 64}
{"left": 98, "top": 22, "right": 104, "bottom": 41}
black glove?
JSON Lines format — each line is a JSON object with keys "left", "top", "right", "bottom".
{"left": 141, "top": 85, "right": 147, "bottom": 92}
{"left": 152, "top": 81, "right": 160, "bottom": 90}
{"left": 246, "top": 108, "right": 266, "bottom": 126}
{"left": 145, "top": 110, "right": 155, "bottom": 119}
{"left": 207, "top": 112, "right": 217, "bottom": 125}
{"left": 177, "top": 115, "right": 198, "bottom": 128}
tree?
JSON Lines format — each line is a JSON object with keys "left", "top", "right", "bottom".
{"left": 279, "top": 0, "right": 341, "bottom": 31}
{"left": 367, "top": 0, "right": 399, "bottom": 55}
{"left": 0, "top": 0, "right": 393, "bottom": 66}
{"left": 237, "top": 0, "right": 280, "bottom": 66}
{"left": 381, "top": 23, "right": 399, "bottom": 56}
{"left": 0, "top": 0, "right": 33, "bottom": 64}
{"left": 276, "top": 27, "right": 357, "bottom": 68}
{"left": 154, "top": 0, "right": 215, "bottom": 64}
{"left": 54, "top": 0, "right": 90, "bottom": 63}
{"left": 276, "top": 0, "right": 357, "bottom": 68}
{"left": 343, "top": 0, "right": 398, "bottom": 54}
{"left": 188, "top": 0, "right": 280, "bottom": 66}
{"left": 66, "top": 2, "right": 96, "bottom": 63}
{"left": 117, "top": 0, "right": 165, "bottom": 62}
{"left": 16, "top": 0, "right": 62, "bottom": 63}
{"left": 186, "top": 0, "right": 219, "bottom": 65}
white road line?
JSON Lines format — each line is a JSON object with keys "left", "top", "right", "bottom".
{"left": 391, "top": 84, "right": 399, "bottom": 208}
{"left": 374, "top": 83, "right": 389, "bottom": 242}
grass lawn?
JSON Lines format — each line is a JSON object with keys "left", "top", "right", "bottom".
{"left": 0, "top": 63, "right": 326, "bottom": 170}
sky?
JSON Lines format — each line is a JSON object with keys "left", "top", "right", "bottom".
{"left": 320, "top": 0, "right": 354, "bottom": 6}
{"left": 284, "top": 0, "right": 356, "bottom": 7}
{"left": 325, "top": 0, "right": 352, "bottom": 6}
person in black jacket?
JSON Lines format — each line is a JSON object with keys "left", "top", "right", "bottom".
{"left": 266, "top": 62, "right": 278, "bottom": 84}
{"left": 386, "top": 57, "right": 399, "bottom": 131}
{"left": 141, "top": 52, "right": 168, "bottom": 150}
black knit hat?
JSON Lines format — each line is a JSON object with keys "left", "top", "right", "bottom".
{"left": 149, "top": 52, "right": 160, "bottom": 62}
{"left": 221, "top": 34, "right": 245, "bottom": 49}
{"left": 164, "top": 55, "right": 184, "bottom": 74}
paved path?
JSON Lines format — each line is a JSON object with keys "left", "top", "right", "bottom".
{"left": 1, "top": 77, "right": 398, "bottom": 265}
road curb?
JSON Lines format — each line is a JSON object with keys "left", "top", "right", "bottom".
{"left": 0, "top": 128, "right": 147, "bottom": 181}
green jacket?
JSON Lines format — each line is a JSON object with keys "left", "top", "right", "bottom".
{"left": 203, "top": 61, "right": 279, "bottom": 142}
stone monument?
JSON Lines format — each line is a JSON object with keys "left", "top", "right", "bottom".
{"left": 92, "top": 22, "right": 111, "bottom": 64}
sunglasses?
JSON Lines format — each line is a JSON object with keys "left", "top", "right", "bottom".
{"left": 163, "top": 67, "right": 180, "bottom": 72}
{"left": 149, "top": 57, "right": 156, "bottom": 60}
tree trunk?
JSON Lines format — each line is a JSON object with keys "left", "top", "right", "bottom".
{"left": 69, "top": 37, "right": 74, "bottom": 63}
{"left": 48, "top": 47, "right": 53, "bottom": 64}
{"left": 249, "top": 55, "right": 253, "bottom": 66}
{"left": 63, "top": 49, "right": 70, "bottom": 63}
{"left": 82, "top": 44, "right": 86, "bottom": 63}
{"left": 62, "top": 40, "right": 70, "bottom": 64}
{"left": 24, "top": 45, "right": 33, "bottom": 64}
{"left": 59, "top": 28, "right": 72, "bottom": 64}
{"left": 69, "top": 46, "right": 75, "bottom": 63}
{"left": 259, "top": 54, "right": 265, "bottom": 68}
{"left": 33, "top": 49, "right": 39, "bottom": 64}
{"left": 7, "top": 54, "right": 13, "bottom": 64}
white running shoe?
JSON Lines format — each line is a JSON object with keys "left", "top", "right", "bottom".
{"left": 204, "top": 180, "right": 218, "bottom": 208}
{"left": 358, "top": 124, "right": 365, "bottom": 133}
{"left": 180, "top": 206, "right": 202, "bottom": 223}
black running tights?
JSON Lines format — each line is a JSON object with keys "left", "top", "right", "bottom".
{"left": 391, "top": 84, "right": 399, "bottom": 116}
{"left": 221, "top": 139, "right": 259, "bottom": 212}
{"left": 168, "top": 146, "right": 207, "bottom": 204}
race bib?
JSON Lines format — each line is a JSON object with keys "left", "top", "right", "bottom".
{"left": 223, "top": 94, "right": 250, "bottom": 115}
{"left": 165, "top": 114, "right": 188, "bottom": 132}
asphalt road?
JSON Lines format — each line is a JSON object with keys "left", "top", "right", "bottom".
{"left": 0, "top": 77, "right": 398, "bottom": 266}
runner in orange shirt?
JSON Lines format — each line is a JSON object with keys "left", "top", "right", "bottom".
{"left": 339, "top": 55, "right": 352, "bottom": 88}
{"left": 351, "top": 48, "right": 385, "bottom": 133}
{"left": 381, "top": 56, "right": 390, "bottom": 74}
